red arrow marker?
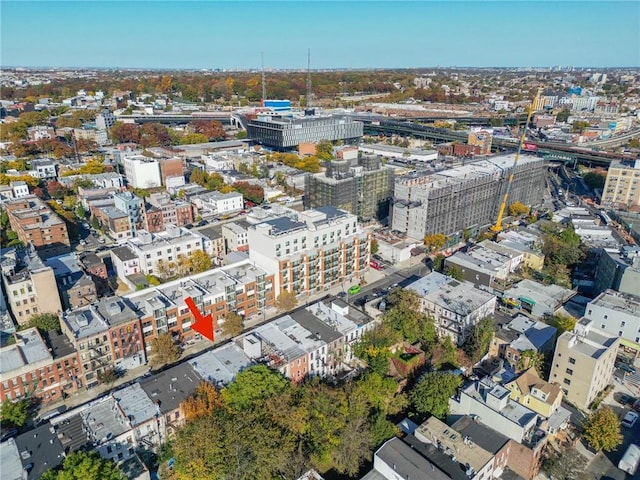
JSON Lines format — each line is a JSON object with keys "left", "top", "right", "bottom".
{"left": 184, "top": 297, "right": 215, "bottom": 342}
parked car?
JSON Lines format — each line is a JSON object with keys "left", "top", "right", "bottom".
{"left": 622, "top": 411, "right": 638, "bottom": 428}
{"left": 0, "top": 428, "right": 18, "bottom": 442}
{"left": 348, "top": 285, "right": 361, "bottom": 295}
{"left": 370, "top": 260, "right": 385, "bottom": 271}
{"left": 617, "top": 362, "right": 636, "bottom": 375}
{"left": 617, "top": 393, "right": 637, "bottom": 406}
{"left": 336, "top": 292, "right": 347, "bottom": 300}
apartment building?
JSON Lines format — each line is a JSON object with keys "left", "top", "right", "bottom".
{"left": 222, "top": 220, "right": 250, "bottom": 252}
{"left": 142, "top": 192, "right": 193, "bottom": 233}
{"left": 61, "top": 297, "right": 145, "bottom": 389}
{"left": 594, "top": 246, "right": 640, "bottom": 296}
{"left": 247, "top": 114, "right": 363, "bottom": 149}
{"left": 123, "top": 259, "right": 274, "bottom": 346}
{"left": 468, "top": 128, "right": 493, "bottom": 155}
{"left": 406, "top": 272, "right": 496, "bottom": 345}
{"left": 444, "top": 242, "right": 523, "bottom": 288}
{"left": 44, "top": 253, "right": 98, "bottom": 310}
{"left": 502, "top": 279, "right": 575, "bottom": 319}
{"left": 497, "top": 229, "right": 545, "bottom": 271}
{"left": 198, "top": 226, "right": 226, "bottom": 260}
{"left": 29, "top": 158, "right": 57, "bottom": 180}
{"left": 584, "top": 289, "right": 640, "bottom": 349}
{"left": 549, "top": 319, "right": 618, "bottom": 410}
{"left": 0, "top": 328, "right": 81, "bottom": 403}
{"left": 304, "top": 156, "right": 395, "bottom": 221}
{"left": 95, "top": 206, "right": 133, "bottom": 241}
{"left": 59, "top": 172, "right": 124, "bottom": 189}
{"left": 5, "top": 196, "right": 70, "bottom": 257}
{"left": 9, "top": 181, "right": 29, "bottom": 199}
{"left": 158, "top": 157, "right": 183, "bottom": 185}
{"left": 1, "top": 246, "right": 63, "bottom": 325}
{"left": 125, "top": 226, "right": 211, "bottom": 277}
{"left": 391, "top": 154, "right": 546, "bottom": 239}
{"left": 602, "top": 159, "right": 640, "bottom": 209}
{"left": 248, "top": 206, "right": 370, "bottom": 296}
{"left": 110, "top": 246, "right": 141, "bottom": 283}
{"left": 122, "top": 154, "right": 162, "bottom": 188}
{"left": 190, "top": 191, "right": 244, "bottom": 219}
{"left": 113, "top": 191, "right": 143, "bottom": 235}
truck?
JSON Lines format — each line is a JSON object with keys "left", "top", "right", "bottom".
{"left": 618, "top": 443, "right": 640, "bottom": 475}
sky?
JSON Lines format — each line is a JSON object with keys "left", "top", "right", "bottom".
{"left": 1, "top": 1, "right": 639, "bottom": 69}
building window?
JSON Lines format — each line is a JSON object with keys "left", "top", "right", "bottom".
{"left": 563, "top": 378, "right": 571, "bottom": 386}
{"left": 568, "top": 357, "right": 576, "bottom": 365}
{"left": 566, "top": 368, "right": 573, "bottom": 375}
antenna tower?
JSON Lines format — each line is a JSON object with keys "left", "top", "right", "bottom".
{"left": 306, "top": 48, "right": 312, "bottom": 109}
{"left": 261, "top": 52, "right": 266, "bottom": 107}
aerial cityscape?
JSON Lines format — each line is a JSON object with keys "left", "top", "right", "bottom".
{"left": 1, "top": 1, "right": 640, "bottom": 480}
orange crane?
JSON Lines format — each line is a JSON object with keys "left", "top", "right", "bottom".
{"left": 491, "top": 87, "right": 543, "bottom": 233}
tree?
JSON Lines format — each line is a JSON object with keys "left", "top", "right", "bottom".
{"left": 571, "top": 120, "right": 590, "bottom": 133}
{"left": 432, "top": 336, "right": 459, "bottom": 369}
{"left": 424, "top": 233, "right": 447, "bottom": 251}
{"left": 444, "top": 264, "right": 464, "bottom": 281}
{"left": 508, "top": 201, "right": 530, "bottom": 217}
{"left": 409, "top": 371, "right": 462, "bottom": 418}
{"left": 182, "top": 381, "right": 224, "bottom": 421}
{"left": 190, "top": 120, "right": 226, "bottom": 140}
{"left": 41, "top": 451, "right": 123, "bottom": 480}
{"left": 582, "top": 171, "right": 606, "bottom": 190}
{"left": 97, "top": 367, "right": 118, "bottom": 387}
{"left": 232, "top": 181, "right": 264, "bottom": 204}
{"left": 275, "top": 290, "right": 298, "bottom": 312}
{"left": 557, "top": 109, "right": 571, "bottom": 123}
{"left": 25, "top": 313, "right": 61, "bottom": 333}
{"left": 221, "top": 312, "right": 243, "bottom": 338}
{"left": 221, "top": 365, "right": 290, "bottom": 411}
{"left": 549, "top": 313, "right": 576, "bottom": 335}
{"left": 149, "top": 333, "right": 181, "bottom": 367}
{"left": 1, "top": 399, "right": 29, "bottom": 427}
{"left": 384, "top": 289, "right": 437, "bottom": 348}
{"left": 179, "top": 133, "right": 209, "bottom": 145}
{"left": 187, "top": 250, "right": 212, "bottom": 274}
{"left": 583, "top": 407, "right": 623, "bottom": 452}
{"left": 371, "top": 238, "right": 379, "bottom": 255}
{"left": 352, "top": 323, "right": 399, "bottom": 376}
{"left": 518, "top": 352, "right": 545, "bottom": 374}
{"left": 110, "top": 121, "right": 140, "bottom": 144}
{"left": 464, "top": 318, "right": 494, "bottom": 363}
{"left": 75, "top": 203, "right": 86, "bottom": 220}
{"left": 542, "top": 446, "right": 589, "bottom": 480}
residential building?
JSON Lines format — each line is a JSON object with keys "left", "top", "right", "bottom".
{"left": 247, "top": 206, "right": 370, "bottom": 296}
{"left": 12, "top": 423, "right": 67, "bottom": 479}
{"left": 113, "top": 191, "right": 143, "bottom": 235}
{"left": 502, "top": 279, "right": 576, "bottom": 319}
{"left": 468, "top": 128, "right": 493, "bottom": 155}
{"left": 443, "top": 242, "right": 523, "bottom": 288}
{"left": 594, "top": 247, "right": 640, "bottom": 297}
{"left": 584, "top": 289, "right": 640, "bottom": 350}
{"left": 391, "top": 154, "right": 546, "bottom": 239}
{"left": 489, "top": 315, "right": 557, "bottom": 371}
{"left": 124, "top": 259, "right": 275, "bottom": 346}
{"left": 496, "top": 229, "right": 545, "bottom": 271}
{"left": 198, "top": 226, "right": 226, "bottom": 261}
{"left": 0, "top": 184, "right": 14, "bottom": 202}
{"left": 0, "top": 328, "right": 80, "bottom": 403}
{"left": 358, "top": 144, "right": 438, "bottom": 163}
{"left": 363, "top": 437, "right": 450, "bottom": 480}
{"left": 142, "top": 192, "right": 193, "bottom": 233}
{"left": 139, "top": 363, "right": 202, "bottom": 439}
{"left": 5, "top": 196, "right": 70, "bottom": 256}
{"left": 112, "top": 383, "right": 162, "bottom": 450}
{"left": 602, "top": 159, "right": 640, "bottom": 209}
{"left": 505, "top": 368, "right": 563, "bottom": 419}
{"left": 110, "top": 246, "right": 141, "bottom": 283}
{"left": 44, "top": 253, "right": 98, "bottom": 310}
{"left": 59, "top": 172, "right": 124, "bottom": 189}
{"left": 407, "top": 272, "right": 496, "bottom": 344}
{"left": 1, "top": 246, "right": 63, "bottom": 325}
{"left": 29, "top": 158, "right": 57, "bottom": 180}
{"left": 95, "top": 110, "right": 116, "bottom": 131}
{"left": 95, "top": 206, "right": 133, "bottom": 241}
{"left": 549, "top": 319, "right": 618, "bottom": 410}
{"left": 247, "top": 114, "right": 363, "bottom": 150}
{"left": 158, "top": 157, "right": 183, "bottom": 185}
{"left": 304, "top": 156, "right": 395, "bottom": 221}
{"left": 78, "top": 252, "right": 109, "bottom": 293}
{"left": 122, "top": 154, "right": 162, "bottom": 189}
{"left": 187, "top": 342, "right": 253, "bottom": 388}
{"left": 190, "top": 191, "right": 244, "bottom": 219}
{"left": 222, "top": 220, "right": 250, "bottom": 252}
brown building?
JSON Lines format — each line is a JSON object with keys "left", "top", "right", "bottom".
{"left": 437, "top": 142, "right": 481, "bottom": 157}
{"left": 142, "top": 192, "right": 194, "bottom": 233}
{"left": 65, "top": 275, "right": 98, "bottom": 310}
{"left": 79, "top": 253, "right": 109, "bottom": 295}
{"left": 95, "top": 206, "right": 133, "bottom": 241}
{"left": 5, "top": 196, "right": 70, "bottom": 257}
{"left": 468, "top": 129, "right": 493, "bottom": 155}
{"left": 159, "top": 157, "right": 184, "bottom": 185}
{"left": 0, "top": 328, "right": 81, "bottom": 404}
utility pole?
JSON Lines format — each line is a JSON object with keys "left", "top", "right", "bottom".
{"left": 306, "top": 48, "right": 312, "bottom": 109}
{"left": 261, "top": 52, "right": 266, "bottom": 107}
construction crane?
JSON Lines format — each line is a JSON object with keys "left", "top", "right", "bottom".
{"left": 490, "top": 87, "right": 543, "bottom": 233}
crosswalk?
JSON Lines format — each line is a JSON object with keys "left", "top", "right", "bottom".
{"left": 624, "top": 371, "right": 640, "bottom": 390}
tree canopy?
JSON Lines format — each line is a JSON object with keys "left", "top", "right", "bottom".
{"left": 424, "top": 233, "right": 447, "bottom": 252}
{"left": 1, "top": 399, "right": 29, "bottom": 427}
{"left": 582, "top": 407, "right": 622, "bottom": 452}
{"left": 409, "top": 371, "right": 462, "bottom": 418}
{"left": 149, "top": 333, "right": 181, "bottom": 368}
{"left": 41, "top": 451, "right": 124, "bottom": 480}
{"left": 275, "top": 290, "right": 298, "bottom": 312}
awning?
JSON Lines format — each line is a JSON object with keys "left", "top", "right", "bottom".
{"left": 519, "top": 296, "right": 536, "bottom": 305}
{"left": 619, "top": 338, "right": 640, "bottom": 351}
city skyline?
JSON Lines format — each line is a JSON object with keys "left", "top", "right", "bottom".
{"left": 1, "top": 1, "right": 639, "bottom": 69}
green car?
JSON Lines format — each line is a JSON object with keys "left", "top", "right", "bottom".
{"left": 348, "top": 285, "right": 361, "bottom": 295}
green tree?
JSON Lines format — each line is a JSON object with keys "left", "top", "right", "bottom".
{"left": 221, "top": 312, "right": 243, "bottom": 338}
{"left": 0, "top": 399, "right": 29, "bottom": 427}
{"left": 149, "top": 332, "right": 181, "bottom": 368}
{"left": 352, "top": 323, "right": 399, "bottom": 376}
{"left": 549, "top": 313, "right": 576, "bottom": 335}
{"left": 275, "top": 290, "right": 298, "bottom": 312}
{"left": 444, "top": 264, "right": 464, "bottom": 281}
{"left": 464, "top": 318, "right": 494, "bottom": 363}
{"left": 384, "top": 289, "right": 437, "bottom": 348}
{"left": 571, "top": 120, "right": 590, "bottom": 133}
{"left": 90, "top": 216, "right": 100, "bottom": 230}
{"left": 508, "top": 201, "right": 530, "bottom": 217}
{"left": 97, "top": 367, "right": 118, "bottom": 387}
{"left": 424, "top": 233, "right": 447, "bottom": 251}
{"left": 187, "top": 250, "right": 212, "bottom": 274}
{"left": 41, "top": 451, "right": 124, "bottom": 480}
{"left": 236, "top": 130, "right": 248, "bottom": 140}
{"left": 315, "top": 140, "right": 334, "bottom": 160}
{"left": 371, "top": 238, "right": 379, "bottom": 255}
{"left": 518, "top": 351, "right": 545, "bottom": 374}
{"left": 583, "top": 407, "right": 623, "bottom": 452}
{"left": 24, "top": 313, "right": 61, "bottom": 333}
{"left": 557, "top": 109, "right": 571, "bottom": 123}
{"left": 75, "top": 203, "right": 86, "bottom": 220}
{"left": 221, "top": 365, "right": 290, "bottom": 411}
{"left": 410, "top": 371, "right": 462, "bottom": 418}
{"left": 582, "top": 171, "right": 606, "bottom": 190}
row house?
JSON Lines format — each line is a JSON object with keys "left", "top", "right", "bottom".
{"left": 61, "top": 297, "right": 145, "bottom": 389}
{"left": 0, "top": 328, "right": 81, "bottom": 403}
{"left": 95, "top": 206, "right": 133, "bottom": 241}
{"left": 123, "top": 260, "right": 275, "bottom": 348}
{"left": 248, "top": 206, "right": 370, "bottom": 296}
{"left": 5, "top": 196, "right": 70, "bottom": 257}
{"left": 142, "top": 192, "right": 193, "bottom": 233}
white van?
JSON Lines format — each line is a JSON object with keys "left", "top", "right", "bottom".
{"left": 619, "top": 444, "right": 640, "bottom": 475}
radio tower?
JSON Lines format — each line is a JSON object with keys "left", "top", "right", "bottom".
{"left": 306, "top": 48, "right": 312, "bottom": 109}
{"left": 261, "top": 52, "right": 266, "bottom": 108}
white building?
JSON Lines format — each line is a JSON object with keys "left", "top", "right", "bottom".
{"left": 559, "top": 96, "right": 600, "bottom": 112}
{"left": 222, "top": 221, "right": 250, "bottom": 252}
{"left": 122, "top": 154, "right": 162, "bottom": 189}
{"left": 585, "top": 290, "right": 640, "bottom": 348}
{"left": 110, "top": 246, "right": 141, "bottom": 282}
{"left": 202, "top": 153, "right": 235, "bottom": 171}
{"left": 190, "top": 191, "right": 244, "bottom": 218}
{"left": 10, "top": 181, "right": 29, "bottom": 198}
{"left": 407, "top": 272, "right": 497, "bottom": 344}
{"left": 358, "top": 143, "right": 438, "bottom": 163}
{"left": 29, "top": 159, "right": 57, "bottom": 180}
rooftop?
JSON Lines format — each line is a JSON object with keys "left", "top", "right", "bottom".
{"left": 588, "top": 289, "right": 640, "bottom": 317}
{"left": 408, "top": 274, "right": 496, "bottom": 316}
{"left": 500, "top": 315, "right": 557, "bottom": 352}
{"left": 504, "top": 279, "right": 575, "bottom": 315}
{"left": 15, "top": 423, "right": 65, "bottom": 479}
{"left": 139, "top": 362, "right": 201, "bottom": 414}
{"left": 0, "top": 438, "right": 24, "bottom": 480}
{"left": 450, "top": 416, "right": 510, "bottom": 455}
{"left": 81, "top": 396, "right": 130, "bottom": 443}
{"left": 112, "top": 383, "right": 158, "bottom": 427}
{"left": 561, "top": 323, "right": 618, "bottom": 359}
{"left": 0, "top": 328, "right": 52, "bottom": 376}
{"left": 63, "top": 306, "right": 109, "bottom": 340}
{"left": 188, "top": 342, "right": 253, "bottom": 387}
{"left": 464, "top": 378, "right": 538, "bottom": 428}
{"left": 374, "top": 437, "right": 450, "bottom": 480}
{"left": 111, "top": 245, "right": 138, "bottom": 262}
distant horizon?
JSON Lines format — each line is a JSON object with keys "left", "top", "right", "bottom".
{"left": 2, "top": 1, "right": 639, "bottom": 69}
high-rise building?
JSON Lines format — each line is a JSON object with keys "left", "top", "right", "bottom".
{"left": 247, "top": 114, "right": 363, "bottom": 150}
{"left": 248, "top": 206, "right": 370, "bottom": 296}
{"left": 549, "top": 319, "right": 618, "bottom": 410}
{"left": 601, "top": 160, "right": 640, "bottom": 209}
{"left": 304, "top": 156, "right": 395, "bottom": 221}
{"left": 391, "top": 154, "right": 546, "bottom": 239}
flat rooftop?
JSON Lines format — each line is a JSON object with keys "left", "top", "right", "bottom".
{"left": 0, "top": 328, "right": 51, "bottom": 375}
{"left": 589, "top": 289, "right": 640, "bottom": 317}
{"left": 112, "top": 383, "right": 158, "bottom": 427}
{"left": 188, "top": 342, "right": 252, "bottom": 387}
{"left": 139, "top": 362, "right": 201, "bottom": 414}
{"left": 81, "top": 396, "right": 130, "bottom": 443}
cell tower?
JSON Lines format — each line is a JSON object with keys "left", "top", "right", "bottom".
{"left": 261, "top": 52, "right": 266, "bottom": 107}
{"left": 306, "top": 48, "right": 312, "bottom": 109}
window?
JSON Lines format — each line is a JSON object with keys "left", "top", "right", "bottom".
{"left": 563, "top": 378, "right": 571, "bottom": 385}
{"left": 568, "top": 357, "right": 576, "bottom": 365}
{"left": 566, "top": 368, "right": 573, "bottom": 375}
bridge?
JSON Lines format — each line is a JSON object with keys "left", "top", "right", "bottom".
{"left": 362, "top": 119, "right": 639, "bottom": 167}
